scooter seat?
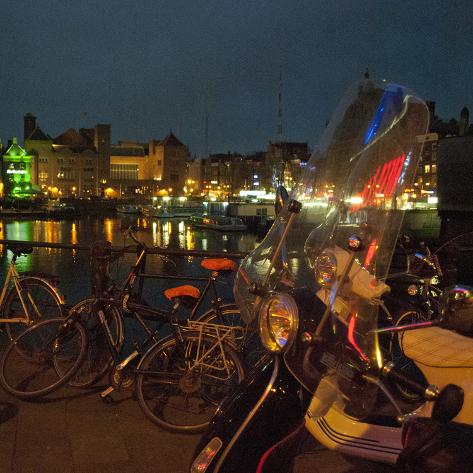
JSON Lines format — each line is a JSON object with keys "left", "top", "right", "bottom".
{"left": 400, "top": 326, "right": 473, "bottom": 368}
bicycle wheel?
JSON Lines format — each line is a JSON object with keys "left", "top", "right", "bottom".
{"left": 136, "top": 330, "right": 245, "bottom": 433}
{"left": 60, "top": 298, "right": 124, "bottom": 388}
{"left": 3, "top": 277, "right": 64, "bottom": 341}
{"left": 197, "top": 304, "right": 245, "bottom": 347}
{"left": 0, "top": 317, "right": 87, "bottom": 399}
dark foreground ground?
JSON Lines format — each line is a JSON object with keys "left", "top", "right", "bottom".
{"left": 0, "top": 334, "right": 395, "bottom": 473}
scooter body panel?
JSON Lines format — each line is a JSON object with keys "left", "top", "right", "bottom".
{"left": 191, "top": 355, "right": 308, "bottom": 473}
{"left": 305, "top": 402, "right": 403, "bottom": 464}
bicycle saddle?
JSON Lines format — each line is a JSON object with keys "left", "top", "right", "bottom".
{"left": 201, "top": 258, "right": 237, "bottom": 272}
{"left": 164, "top": 285, "right": 201, "bottom": 301}
{"left": 7, "top": 245, "right": 33, "bottom": 256}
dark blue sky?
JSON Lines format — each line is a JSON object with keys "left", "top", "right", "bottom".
{"left": 1, "top": 1, "right": 472, "bottom": 155}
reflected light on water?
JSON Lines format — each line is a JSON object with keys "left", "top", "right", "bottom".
{"left": 0, "top": 219, "right": 4, "bottom": 256}
{"left": 104, "top": 218, "right": 113, "bottom": 242}
{"left": 152, "top": 221, "right": 158, "bottom": 245}
{"left": 186, "top": 226, "right": 195, "bottom": 251}
{"left": 71, "top": 223, "right": 78, "bottom": 245}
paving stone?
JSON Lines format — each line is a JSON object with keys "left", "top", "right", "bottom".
{"left": 0, "top": 373, "right": 393, "bottom": 473}
{"left": 71, "top": 433, "right": 130, "bottom": 465}
{"left": 0, "top": 429, "right": 15, "bottom": 472}
{"left": 0, "top": 401, "right": 18, "bottom": 434}
{"left": 14, "top": 431, "right": 72, "bottom": 473}
{"left": 16, "top": 400, "right": 66, "bottom": 434}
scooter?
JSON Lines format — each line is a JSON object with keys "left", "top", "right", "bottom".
{"left": 190, "top": 78, "right": 473, "bottom": 473}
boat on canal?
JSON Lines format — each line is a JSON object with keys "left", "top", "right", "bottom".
{"left": 45, "top": 200, "right": 78, "bottom": 218}
{"left": 116, "top": 204, "right": 142, "bottom": 215}
{"left": 142, "top": 204, "right": 204, "bottom": 218}
{"left": 188, "top": 214, "right": 248, "bottom": 231}
{"left": 141, "top": 205, "right": 175, "bottom": 218}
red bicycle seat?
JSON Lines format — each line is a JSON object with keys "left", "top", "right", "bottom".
{"left": 201, "top": 258, "right": 237, "bottom": 272}
{"left": 164, "top": 285, "right": 201, "bottom": 301}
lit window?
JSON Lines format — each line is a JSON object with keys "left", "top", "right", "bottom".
{"left": 424, "top": 164, "right": 431, "bottom": 174}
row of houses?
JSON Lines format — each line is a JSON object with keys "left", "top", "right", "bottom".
{"left": 0, "top": 99, "right": 472, "bottom": 212}
{"left": 0, "top": 113, "right": 310, "bottom": 200}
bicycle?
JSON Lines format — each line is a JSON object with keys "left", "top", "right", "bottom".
{"left": 0, "top": 230, "right": 245, "bottom": 433}
{"left": 65, "top": 228, "right": 244, "bottom": 389}
{"left": 0, "top": 244, "right": 65, "bottom": 341}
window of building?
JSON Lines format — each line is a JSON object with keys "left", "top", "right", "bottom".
{"left": 424, "top": 164, "right": 431, "bottom": 174}
{"left": 157, "top": 160, "right": 162, "bottom": 166}
{"left": 110, "top": 164, "right": 139, "bottom": 180}
{"left": 431, "top": 164, "right": 437, "bottom": 173}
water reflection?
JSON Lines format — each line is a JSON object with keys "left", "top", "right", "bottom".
{"left": 0, "top": 215, "right": 259, "bottom": 306}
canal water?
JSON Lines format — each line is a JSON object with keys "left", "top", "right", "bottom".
{"left": 0, "top": 214, "right": 471, "bottom": 312}
{"left": 0, "top": 215, "right": 260, "bottom": 310}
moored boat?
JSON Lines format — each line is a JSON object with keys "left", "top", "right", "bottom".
{"left": 188, "top": 214, "right": 247, "bottom": 231}
{"left": 116, "top": 204, "right": 142, "bottom": 214}
{"left": 141, "top": 205, "right": 175, "bottom": 218}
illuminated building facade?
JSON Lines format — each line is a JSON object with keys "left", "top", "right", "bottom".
{"left": 265, "top": 141, "right": 310, "bottom": 190}
{"left": 408, "top": 132, "right": 439, "bottom": 208}
{"left": 1, "top": 137, "right": 36, "bottom": 198}
{"left": 24, "top": 114, "right": 110, "bottom": 198}
{"left": 23, "top": 113, "right": 189, "bottom": 198}
{"left": 199, "top": 143, "right": 309, "bottom": 199}
{"left": 108, "top": 132, "right": 190, "bottom": 197}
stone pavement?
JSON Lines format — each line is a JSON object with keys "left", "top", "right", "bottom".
{"left": 0, "top": 387, "right": 396, "bottom": 473}
{"left": 0, "top": 333, "right": 394, "bottom": 473}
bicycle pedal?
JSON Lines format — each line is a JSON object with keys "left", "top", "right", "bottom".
{"left": 100, "top": 386, "right": 115, "bottom": 399}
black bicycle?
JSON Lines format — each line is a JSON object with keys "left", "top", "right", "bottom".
{"left": 0, "top": 229, "right": 245, "bottom": 433}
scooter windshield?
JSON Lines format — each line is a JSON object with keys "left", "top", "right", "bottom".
{"left": 235, "top": 79, "right": 429, "bottom": 390}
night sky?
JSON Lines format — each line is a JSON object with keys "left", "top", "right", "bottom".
{"left": 1, "top": 1, "right": 472, "bottom": 156}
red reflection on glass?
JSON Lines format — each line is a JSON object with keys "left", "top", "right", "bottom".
{"left": 351, "top": 153, "right": 406, "bottom": 210}
{"left": 364, "top": 239, "right": 378, "bottom": 267}
{"left": 348, "top": 313, "right": 369, "bottom": 362}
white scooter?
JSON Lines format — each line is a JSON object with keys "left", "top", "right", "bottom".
{"left": 191, "top": 78, "right": 473, "bottom": 473}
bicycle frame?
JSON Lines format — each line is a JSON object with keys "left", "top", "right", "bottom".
{"left": 83, "top": 237, "right": 240, "bottom": 395}
{"left": 0, "top": 254, "right": 40, "bottom": 325}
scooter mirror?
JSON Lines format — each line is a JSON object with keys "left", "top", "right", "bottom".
{"left": 275, "top": 186, "right": 289, "bottom": 215}
{"left": 432, "top": 384, "right": 464, "bottom": 424}
{"left": 347, "top": 235, "right": 363, "bottom": 250}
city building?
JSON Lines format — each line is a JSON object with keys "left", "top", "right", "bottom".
{"left": 408, "top": 132, "right": 439, "bottom": 208}
{"left": 22, "top": 114, "right": 189, "bottom": 198}
{"left": 0, "top": 137, "right": 37, "bottom": 198}
{"left": 265, "top": 141, "right": 310, "bottom": 190}
{"left": 199, "top": 141, "right": 309, "bottom": 200}
{"left": 24, "top": 114, "right": 110, "bottom": 198}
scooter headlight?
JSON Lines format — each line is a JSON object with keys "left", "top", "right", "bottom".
{"left": 314, "top": 251, "right": 337, "bottom": 287}
{"left": 258, "top": 293, "right": 299, "bottom": 352}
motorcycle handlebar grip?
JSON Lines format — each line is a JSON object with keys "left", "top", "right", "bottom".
{"left": 383, "top": 363, "right": 439, "bottom": 401}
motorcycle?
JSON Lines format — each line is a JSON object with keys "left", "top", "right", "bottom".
{"left": 190, "top": 78, "right": 473, "bottom": 473}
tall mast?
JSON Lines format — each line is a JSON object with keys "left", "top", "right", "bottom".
{"left": 205, "top": 109, "right": 209, "bottom": 158}
{"left": 277, "top": 66, "right": 284, "bottom": 143}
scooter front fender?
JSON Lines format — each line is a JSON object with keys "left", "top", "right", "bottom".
{"left": 191, "top": 355, "right": 309, "bottom": 473}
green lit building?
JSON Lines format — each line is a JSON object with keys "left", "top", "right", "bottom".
{"left": 1, "top": 137, "right": 35, "bottom": 198}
